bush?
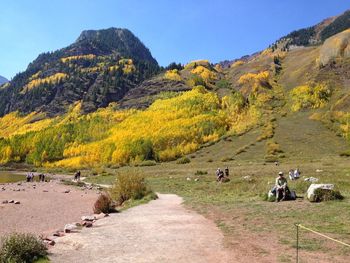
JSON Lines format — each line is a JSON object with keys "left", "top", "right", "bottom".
{"left": 93, "top": 192, "right": 114, "bottom": 214}
{"left": 195, "top": 170, "right": 208, "bottom": 175}
{"left": 135, "top": 160, "right": 157, "bottom": 167}
{"left": 0, "top": 233, "right": 47, "bottom": 263}
{"left": 109, "top": 170, "right": 152, "bottom": 205}
{"left": 176, "top": 157, "right": 191, "bottom": 164}
{"left": 313, "top": 189, "right": 344, "bottom": 202}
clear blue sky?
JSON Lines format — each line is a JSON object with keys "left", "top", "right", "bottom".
{"left": 0, "top": 0, "right": 349, "bottom": 79}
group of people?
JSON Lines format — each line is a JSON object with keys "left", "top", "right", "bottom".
{"left": 216, "top": 167, "right": 229, "bottom": 182}
{"left": 288, "top": 168, "right": 300, "bottom": 180}
{"left": 26, "top": 172, "right": 46, "bottom": 182}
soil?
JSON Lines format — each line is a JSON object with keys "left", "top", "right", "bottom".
{"left": 0, "top": 180, "right": 98, "bottom": 238}
{"left": 50, "top": 194, "right": 230, "bottom": 263}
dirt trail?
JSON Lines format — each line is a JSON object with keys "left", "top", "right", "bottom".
{"left": 50, "top": 194, "right": 230, "bottom": 263}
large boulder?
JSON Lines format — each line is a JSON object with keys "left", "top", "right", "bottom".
{"left": 307, "top": 184, "right": 334, "bottom": 202}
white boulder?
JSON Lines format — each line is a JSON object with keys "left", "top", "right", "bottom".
{"left": 307, "top": 184, "right": 334, "bottom": 202}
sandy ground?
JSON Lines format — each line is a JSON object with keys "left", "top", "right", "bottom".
{"left": 0, "top": 180, "right": 98, "bottom": 238}
{"left": 50, "top": 194, "right": 229, "bottom": 263}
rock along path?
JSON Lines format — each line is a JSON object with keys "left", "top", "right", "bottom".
{"left": 50, "top": 194, "right": 229, "bottom": 263}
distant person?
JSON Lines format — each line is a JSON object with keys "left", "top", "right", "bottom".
{"left": 216, "top": 168, "right": 224, "bottom": 182}
{"left": 224, "top": 167, "right": 229, "bottom": 177}
{"left": 38, "top": 174, "right": 42, "bottom": 182}
{"left": 41, "top": 174, "right": 45, "bottom": 182}
{"left": 26, "top": 172, "right": 31, "bottom": 182}
{"left": 30, "top": 172, "right": 34, "bottom": 182}
{"left": 288, "top": 169, "right": 294, "bottom": 180}
{"left": 293, "top": 168, "right": 300, "bottom": 180}
{"left": 275, "top": 171, "right": 288, "bottom": 202}
{"left": 74, "top": 171, "right": 81, "bottom": 182}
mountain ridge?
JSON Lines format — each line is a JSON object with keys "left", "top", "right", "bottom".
{"left": 0, "top": 76, "right": 8, "bottom": 85}
{"left": 0, "top": 28, "right": 159, "bottom": 117}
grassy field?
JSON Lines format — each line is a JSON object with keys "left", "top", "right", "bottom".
{"left": 84, "top": 112, "right": 350, "bottom": 262}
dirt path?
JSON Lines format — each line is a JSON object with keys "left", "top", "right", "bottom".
{"left": 50, "top": 194, "right": 229, "bottom": 263}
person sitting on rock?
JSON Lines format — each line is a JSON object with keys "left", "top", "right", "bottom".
{"left": 275, "top": 171, "right": 288, "bottom": 202}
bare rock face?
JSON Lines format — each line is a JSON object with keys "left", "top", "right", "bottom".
{"left": 319, "top": 29, "right": 350, "bottom": 66}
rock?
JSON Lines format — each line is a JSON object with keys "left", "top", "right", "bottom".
{"left": 81, "top": 215, "right": 95, "bottom": 221}
{"left": 304, "top": 177, "right": 319, "bottom": 183}
{"left": 43, "top": 190, "right": 48, "bottom": 192}
{"left": 267, "top": 191, "right": 276, "bottom": 202}
{"left": 94, "top": 213, "right": 108, "bottom": 220}
{"left": 14, "top": 201, "right": 20, "bottom": 204}
{"left": 194, "top": 178, "right": 199, "bottom": 182}
{"left": 82, "top": 221, "right": 93, "bottom": 228}
{"left": 53, "top": 231, "right": 65, "bottom": 237}
{"left": 2, "top": 200, "right": 8, "bottom": 204}
{"left": 44, "top": 239, "right": 55, "bottom": 246}
{"left": 243, "top": 175, "right": 251, "bottom": 180}
{"left": 315, "top": 169, "right": 323, "bottom": 173}
{"left": 307, "top": 184, "right": 334, "bottom": 202}
{"left": 64, "top": 223, "right": 80, "bottom": 233}
{"left": 8, "top": 200, "right": 14, "bottom": 203}
{"left": 186, "top": 177, "right": 191, "bottom": 181}
{"left": 63, "top": 190, "right": 70, "bottom": 193}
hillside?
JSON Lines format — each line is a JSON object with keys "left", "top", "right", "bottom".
{"left": 0, "top": 75, "right": 8, "bottom": 85}
{"left": 1, "top": 9, "right": 350, "bottom": 168}
{"left": 274, "top": 9, "right": 350, "bottom": 49}
{"left": 0, "top": 28, "right": 159, "bottom": 117}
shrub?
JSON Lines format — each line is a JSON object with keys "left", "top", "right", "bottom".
{"left": 264, "top": 154, "right": 278, "bottom": 163}
{"left": 61, "top": 179, "right": 86, "bottom": 187}
{"left": 339, "top": 151, "right": 350, "bottom": 157}
{"left": 109, "top": 170, "right": 152, "bottom": 205}
{"left": 195, "top": 170, "right": 208, "bottom": 175}
{"left": 0, "top": 233, "right": 47, "bottom": 263}
{"left": 266, "top": 140, "right": 283, "bottom": 155}
{"left": 134, "top": 160, "right": 157, "bottom": 167}
{"left": 290, "top": 83, "right": 331, "bottom": 112}
{"left": 313, "top": 189, "right": 344, "bottom": 202}
{"left": 176, "top": 157, "right": 191, "bottom": 164}
{"left": 93, "top": 192, "right": 114, "bottom": 214}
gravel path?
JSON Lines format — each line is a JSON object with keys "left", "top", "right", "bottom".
{"left": 0, "top": 181, "right": 98, "bottom": 237}
{"left": 50, "top": 194, "right": 229, "bottom": 263}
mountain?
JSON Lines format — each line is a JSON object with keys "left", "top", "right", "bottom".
{"left": 274, "top": 9, "right": 350, "bottom": 49}
{"left": 0, "top": 28, "right": 159, "bottom": 116}
{"left": 1, "top": 10, "right": 350, "bottom": 168}
{"left": 0, "top": 76, "right": 8, "bottom": 85}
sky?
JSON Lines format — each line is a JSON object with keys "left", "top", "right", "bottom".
{"left": 0, "top": 0, "right": 349, "bottom": 79}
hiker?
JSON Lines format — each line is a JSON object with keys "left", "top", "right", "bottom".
{"left": 216, "top": 168, "right": 224, "bottom": 182}
{"left": 30, "top": 172, "right": 34, "bottom": 182}
{"left": 38, "top": 174, "right": 42, "bottom": 182}
{"left": 74, "top": 171, "right": 81, "bottom": 182}
{"left": 275, "top": 171, "right": 288, "bottom": 202}
{"left": 26, "top": 172, "right": 31, "bottom": 182}
{"left": 293, "top": 168, "right": 300, "bottom": 179}
{"left": 224, "top": 167, "right": 229, "bottom": 177}
{"left": 41, "top": 173, "right": 45, "bottom": 182}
